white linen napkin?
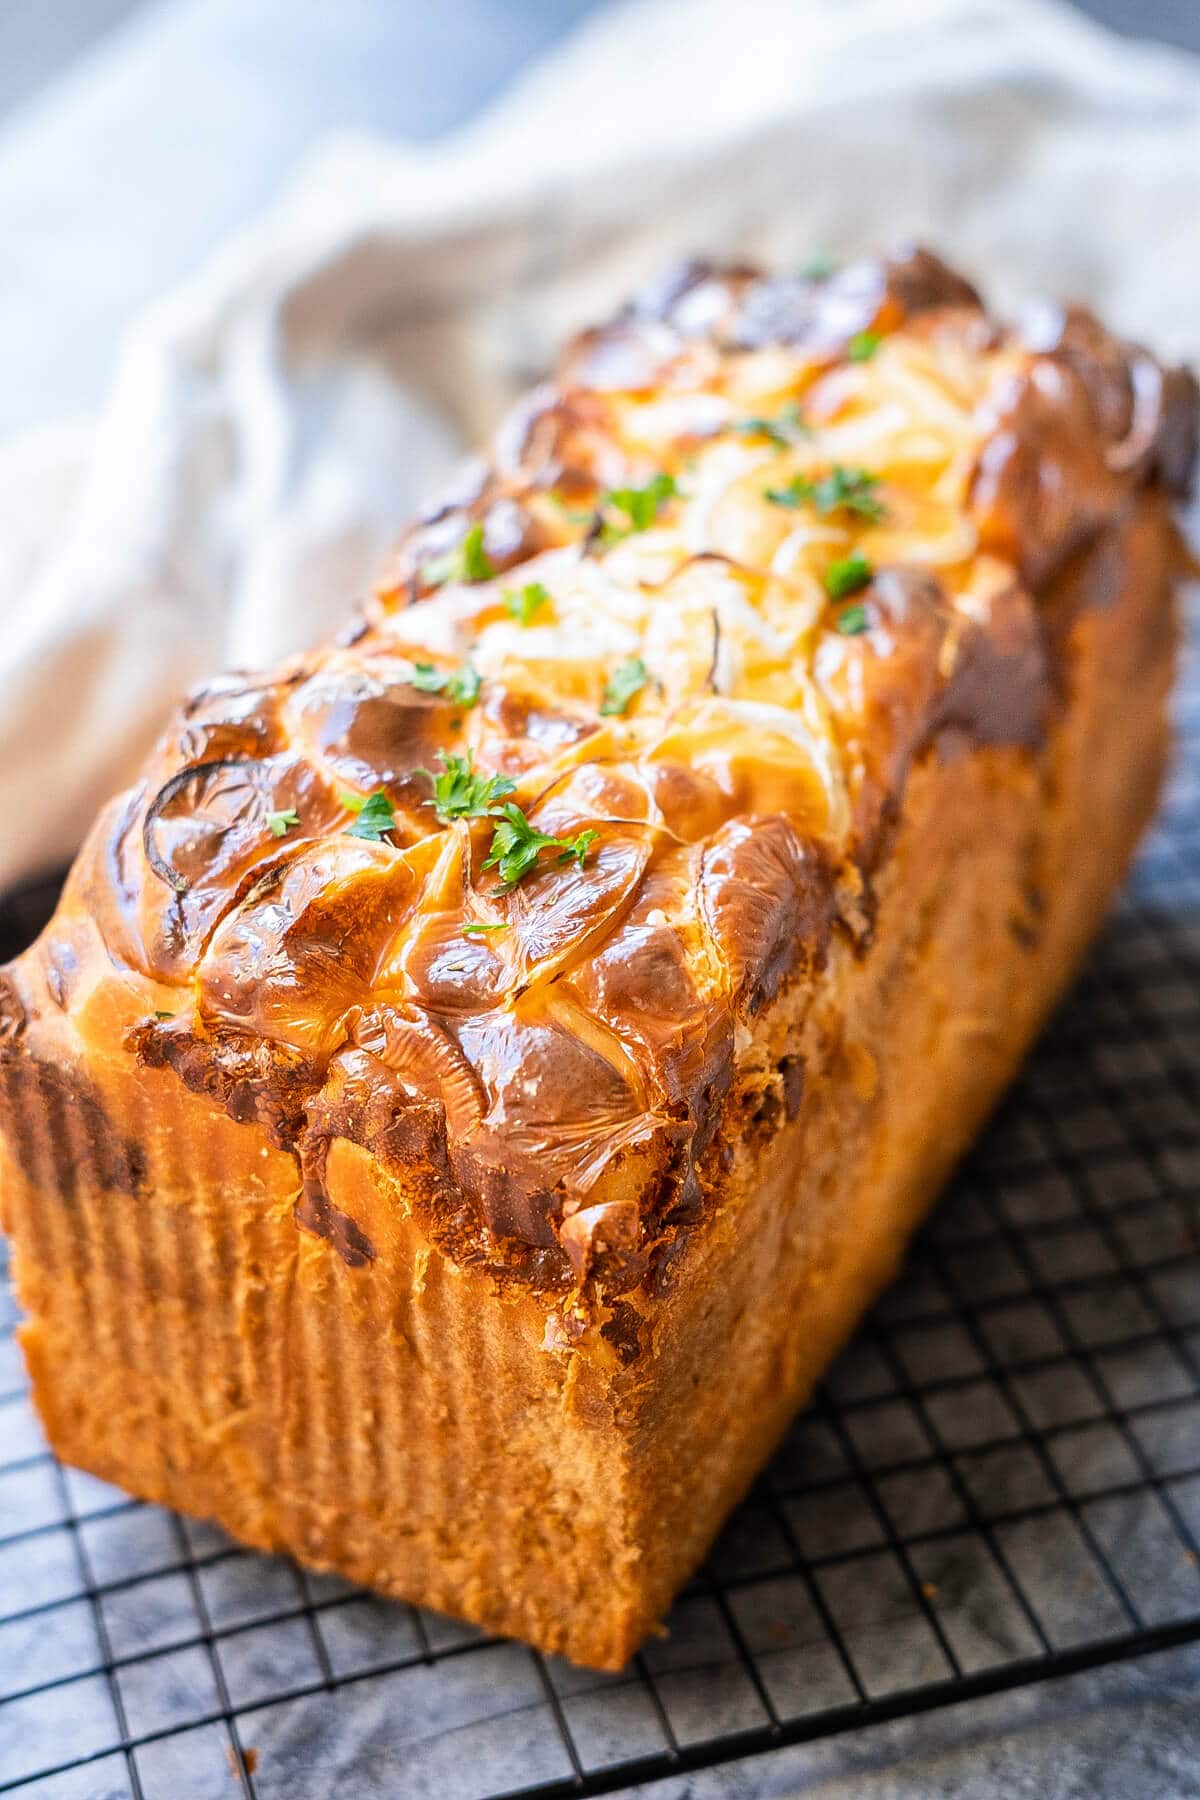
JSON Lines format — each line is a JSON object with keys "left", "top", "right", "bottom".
{"left": 0, "top": 0, "right": 1197, "bottom": 891}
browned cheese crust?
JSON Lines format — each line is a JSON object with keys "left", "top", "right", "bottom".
{"left": 0, "top": 247, "right": 1195, "bottom": 1667}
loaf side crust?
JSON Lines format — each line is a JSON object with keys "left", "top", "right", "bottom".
{"left": 0, "top": 248, "right": 1195, "bottom": 1665}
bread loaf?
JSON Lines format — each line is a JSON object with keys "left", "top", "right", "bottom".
{"left": 1, "top": 248, "right": 1195, "bottom": 1668}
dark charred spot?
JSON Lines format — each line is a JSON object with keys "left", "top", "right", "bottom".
{"left": 0, "top": 1054, "right": 146, "bottom": 1199}
{"left": 128, "top": 1020, "right": 316, "bottom": 1152}
{"left": 739, "top": 1079, "right": 783, "bottom": 1141}
{"left": 780, "top": 1055, "right": 805, "bottom": 1120}
{"left": 0, "top": 972, "right": 25, "bottom": 1043}
{"left": 294, "top": 1136, "right": 376, "bottom": 1268}
{"left": 600, "top": 1298, "right": 647, "bottom": 1366}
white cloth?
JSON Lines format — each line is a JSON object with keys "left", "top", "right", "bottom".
{"left": 0, "top": 0, "right": 1197, "bottom": 891}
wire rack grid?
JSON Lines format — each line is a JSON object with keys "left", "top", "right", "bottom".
{"left": 1, "top": 640, "right": 1199, "bottom": 1799}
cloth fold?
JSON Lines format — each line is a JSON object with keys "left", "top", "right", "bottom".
{"left": 0, "top": 0, "right": 1197, "bottom": 890}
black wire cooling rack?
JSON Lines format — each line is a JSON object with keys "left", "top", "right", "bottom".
{"left": 2, "top": 644, "right": 1199, "bottom": 1799}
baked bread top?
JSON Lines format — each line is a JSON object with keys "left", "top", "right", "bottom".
{"left": 8, "top": 248, "right": 1197, "bottom": 1298}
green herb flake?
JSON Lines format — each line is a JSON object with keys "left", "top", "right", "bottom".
{"left": 406, "top": 661, "right": 482, "bottom": 709}
{"left": 462, "top": 921, "right": 508, "bottom": 937}
{"left": 444, "top": 665, "right": 482, "bottom": 709}
{"left": 266, "top": 807, "right": 300, "bottom": 838}
{"left": 835, "top": 602, "right": 870, "bottom": 636}
{"left": 802, "top": 253, "right": 836, "bottom": 280}
{"left": 503, "top": 581, "right": 550, "bottom": 626}
{"left": 816, "top": 465, "right": 885, "bottom": 521}
{"left": 735, "top": 400, "right": 811, "bottom": 449}
{"left": 765, "top": 464, "right": 884, "bottom": 522}
{"left": 421, "top": 749, "right": 516, "bottom": 823}
{"left": 601, "top": 472, "right": 676, "bottom": 539}
{"left": 422, "top": 520, "right": 495, "bottom": 588}
{"left": 153, "top": 1009, "right": 175, "bottom": 1020}
{"left": 764, "top": 475, "right": 815, "bottom": 509}
{"left": 482, "top": 805, "right": 598, "bottom": 889}
{"left": 846, "top": 330, "right": 881, "bottom": 363}
{"left": 341, "top": 789, "right": 397, "bottom": 842}
{"left": 409, "top": 662, "right": 448, "bottom": 693}
{"left": 824, "top": 553, "right": 873, "bottom": 601}
{"left": 560, "top": 827, "right": 599, "bottom": 870}
{"left": 600, "top": 656, "right": 649, "bottom": 717}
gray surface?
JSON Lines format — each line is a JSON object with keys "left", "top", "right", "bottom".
{"left": 0, "top": 0, "right": 600, "bottom": 436}
{"left": 0, "top": 0, "right": 151, "bottom": 121}
{"left": 1079, "top": 0, "right": 1200, "bottom": 52}
{"left": 0, "top": 0, "right": 1196, "bottom": 439}
{"left": 607, "top": 1643, "right": 1200, "bottom": 1797}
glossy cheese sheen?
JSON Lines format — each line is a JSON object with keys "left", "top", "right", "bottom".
{"left": 7, "top": 247, "right": 1198, "bottom": 1298}
{"left": 1, "top": 247, "right": 1197, "bottom": 1673}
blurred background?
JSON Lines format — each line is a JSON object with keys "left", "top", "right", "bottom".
{"left": 0, "top": 0, "right": 1196, "bottom": 440}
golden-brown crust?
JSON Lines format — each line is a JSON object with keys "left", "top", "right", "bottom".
{"left": 0, "top": 246, "right": 1193, "bottom": 1669}
{"left": 0, "top": 483, "right": 1180, "bottom": 1668}
{"left": 2, "top": 246, "right": 1196, "bottom": 1311}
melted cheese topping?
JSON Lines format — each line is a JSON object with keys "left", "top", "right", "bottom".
{"left": 370, "top": 325, "right": 1028, "bottom": 856}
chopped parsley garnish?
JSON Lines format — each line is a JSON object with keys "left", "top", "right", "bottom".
{"left": 341, "top": 789, "right": 397, "bottom": 841}
{"left": 824, "top": 553, "right": 873, "bottom": 601}
{"left": 836, "top": 602, "right": 870, "bottom": 636}
{"left": 601, "top": 472, "right": 676, "bottom": 539}
{"left": 734, "top": 400, "right": 810, "bottom": 448}
{"left": 763, "top": 476, "right": 807, "bottom": 509}
{"left": 266, "top": 807, "right": 300, "bottom": 838}
{"left": 153, "top": 1009, "right": 174, "bottom": 1020}
{"left": 600, "top": 656, "right": 649, "bottom": 717}
{"left": 818, "top": 465, "right": 885, "bottom": 520}
{"left": 764, "top": 464, "right": 884, "bottom": 522}
{"left": 409, "top": 662, "right": 448, "bottom": 693}
{"left": 422, "top": 521, "right": 495, "bottom": 587}
{"left": 407, "top": 661, "right": 482, "bottom": 709}
{"left": 846, "top": 330, "right": 881, "bottom": 363}
{"left": 462, "top": 921, "right": 508, "bottom": 937}
{"left": 421, "top": 749, "right": 516, "bottom": 823}
{"left": 503, "top": 581, "right": 550, "bottom": 626}
{"left": 444, "top": 665, "right": 482, "bottom": 708}
{"left": 482, "top": 805, "right": 598, "bottom": 888}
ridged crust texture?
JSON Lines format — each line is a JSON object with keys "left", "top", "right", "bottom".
{"left": 0, "top": 247, "right": 1195, "bottom": 1666}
